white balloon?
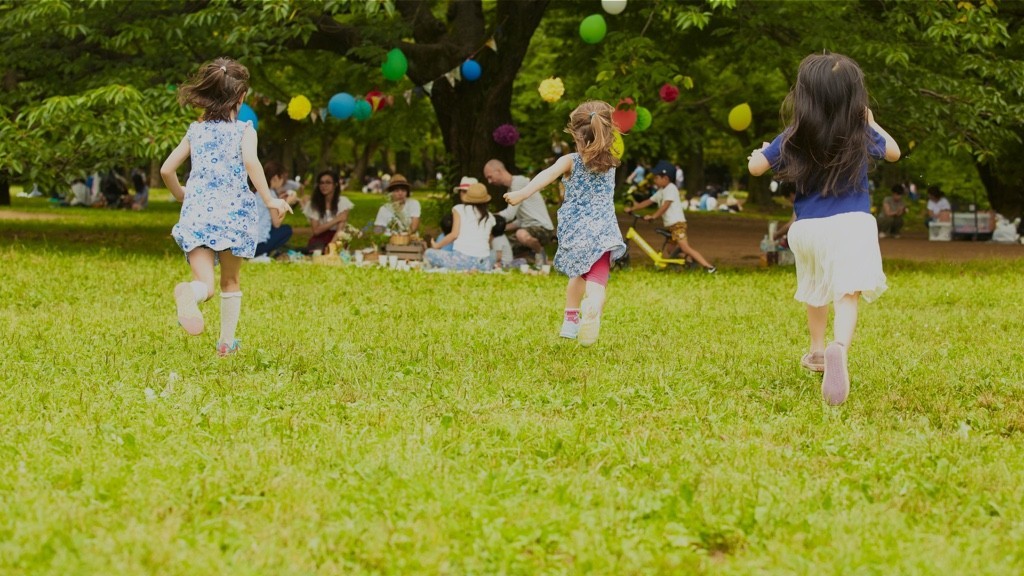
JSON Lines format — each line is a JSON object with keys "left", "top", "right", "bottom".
{"left": 602, "top": 0, "right": 627, "bottom": 15}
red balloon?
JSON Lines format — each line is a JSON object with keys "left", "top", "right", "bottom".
{"left": 612, "top": 97, "right": 637, "bottom": 133}
{"left": 659, "top": 83, "right": 679, "bottom": 103}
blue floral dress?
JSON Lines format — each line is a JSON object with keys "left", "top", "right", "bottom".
{"left": 171, "top": 121, "right": 258, "bottom": 258}
{"left": 553, "top": 154, "right": 627, "bottom": 277}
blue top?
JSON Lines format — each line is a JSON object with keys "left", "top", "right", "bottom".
{"left": 554, "top": 154, "right": 626, "bottom": 277}
{"left": 761, "top": 126, "right": 886, "bottom": 220}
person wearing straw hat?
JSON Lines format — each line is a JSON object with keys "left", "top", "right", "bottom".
{"left": 373, "top": 174, "right": 421, "bottom": 236}
{"left": 425, "top": 181, "right": 496, "bottom": 271}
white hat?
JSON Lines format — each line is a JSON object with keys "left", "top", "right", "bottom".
{"left": 452, "top": 176, "right": 479, "bottom": 193}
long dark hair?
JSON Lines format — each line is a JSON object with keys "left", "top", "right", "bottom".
{"left": 311, "top": 170, "right": 340, "bottom": 216}
{"left": 776, "top": 53, "right": 871, "bottom": 197}
{"left": 178, "top": 57, "right": 250, "bottom": 122}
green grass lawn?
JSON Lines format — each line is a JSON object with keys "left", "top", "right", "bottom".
{"left": 1, "top": 196, "right": 1023, "bottom": 574}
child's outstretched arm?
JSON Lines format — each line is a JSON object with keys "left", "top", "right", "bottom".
{"left": 160, "top": 136, "right": 191, "bottom": 203}
{"left": 242, "top": 126, "right": 292, "bottom": 216}
{"left": 748, "top": 141, "right": 772, "bottom": 177}
{"left": 624, "top": 198, "right": 655, "bottom": 213}
{"left": 504, "top": 154, "right": 573, "bottom": 206}
{"left": 866, "top": 108, "right": 900, "bottom": 162}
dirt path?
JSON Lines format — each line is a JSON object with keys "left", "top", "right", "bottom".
{"left": 620, "top": 212, "right": 1024, "bottom": 269}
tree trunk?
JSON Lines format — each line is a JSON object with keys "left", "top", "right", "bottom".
{"left": 746, "top": 174, "right": 773, "bottom": 210}
{"left": 977, "top": 159, "right": 1024, "bottom": 218}
{"left": 350, "top": 141, "right": 379, "bottom": 191}
{"left": 0, "top": 169, "right": 10, "bottom": 206}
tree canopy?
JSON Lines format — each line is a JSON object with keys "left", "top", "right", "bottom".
{"left": 1, "top": 0, "right": 1021, "bottom": 213}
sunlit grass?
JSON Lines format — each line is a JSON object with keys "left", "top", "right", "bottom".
{"left": 1, "top": 197, "right": 1023, "bottom": 574}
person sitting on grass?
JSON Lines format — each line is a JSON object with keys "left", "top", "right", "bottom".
{"left": 425, "top": 182, "right": 496, "bottom": 271}
{"left": 877, "top": 184, "right": 907, "bottom": 239}
{"left": 253, "top": 160, "right": 294, "bottom": 259}
{"left": 625, "top": 160, "right": 716, "bottom": 273}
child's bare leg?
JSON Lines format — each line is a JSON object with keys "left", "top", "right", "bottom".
{"left": 218, "top": 251, "right": 244, "bottom": 349}
{"left": 676, "top": 239, "right": 713, "bottom": 269}
{"left": 565, "top": 277, "right": 586, "bottom": 310}
{"left": 832, "top": 292, "right": 859, "bottom": 347}
{"left": 806, "top": 304, "right": 828, "bottom": 353}
{"left": 585, "top": 281, "right": 606, "bottom": 311}
{"left": 175, "top": 248, "right": 216, "bottom": 335}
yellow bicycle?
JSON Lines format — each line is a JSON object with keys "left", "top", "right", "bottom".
{"left": 616, "top": 215, "right": 693, "bottom": 271}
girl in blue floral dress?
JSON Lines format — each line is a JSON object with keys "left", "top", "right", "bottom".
{"left": 161, "top": 57, "right": 292, "bottom": 357}
{"left": 504, "top": 100, "right": 626, "bottom": 347}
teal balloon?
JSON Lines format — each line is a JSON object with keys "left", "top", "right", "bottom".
{"left": 328, "top": 93, "right": 356, "bottom": 119}
{"left": 634, "top": 106, "right": 652, "bottom": 131}
{"left": 461, "top": 59, "right": 482, "bottom": 82}
{"left": 381, "top": 48, "right": 408, "bottom": 81}
{"left": 237, "top": 103, "right": 258, "bottom": 131}
{"left": 579, "top": 14, "right": 607, "bottom": 44}
{"left": 353, "top": 99, "right": 372, "bottom": 121}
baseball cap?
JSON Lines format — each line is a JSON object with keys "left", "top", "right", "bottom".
{"left": 652, "top": 160, "right": 675, "bottom": 177}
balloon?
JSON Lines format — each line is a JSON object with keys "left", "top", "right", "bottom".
{"left": 461, "top": 59, "right": 482, "bottom": 82}
{"left": 602, "top": 0, "right": 627, "bottom": 15}
{"left": 728, "top": 103, "right": 752, "bottom": 131}
{"left": 287, "top": 95, "right": 311, "bottom": 120}
{"left": 610, "top": 131, "right": 625, "bottom": 159}
{"left": 659, "top": 83, "right": 679, "bottom": 103}
{"left": 237, "top": 103, "right": 258, "bottom": 131}
{"left": 328, "top": 93, "right": 355, "bottom": 119}
{"left": 579, "top": 14, "right": 607, "bottom": 44}
{"left": 611, "top": 97, "right": 637, "bottom": 133}
{"left": 381, "top": 48, "right": 408, "bottom": 81}
{"left": 353, "top": 99, "right": 372, "bottom": 121}
{"left": 634, "top": 106, "right": 652, "bottom": 132}
{"left": 538, "top": 77, "right": 564, "bottom": 103}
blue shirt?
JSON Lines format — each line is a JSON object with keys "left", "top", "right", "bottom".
{"left": 255, "top": 195, "right": 272, "bottom": 243}
{"left": 762, "top": 126, "right": 886, "bottom": 220}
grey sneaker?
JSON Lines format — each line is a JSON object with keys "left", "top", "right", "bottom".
{"left": 559, "top": 319, "right": 579, "bottom": 339}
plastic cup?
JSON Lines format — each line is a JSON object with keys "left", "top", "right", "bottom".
{"left": 519, "top": 264, "right": 530, "bottom": 273}
{"left": 541, "top": 264, "right": 551, "bottom": 274}
{"left": 354, "top": 251, "right": 364, "bottom": 264}
{"left": 312, "top": 249, "right": 322, "bottom": 257}
{"left": 389, "top": 255, "right": 399, "bottom": 267}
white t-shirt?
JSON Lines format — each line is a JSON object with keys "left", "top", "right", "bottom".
{"left": 496, "top": 175, "right": 554, "bottom": 230}
{"left": 452, "top": 204, "right": 495, "bottom": 259}
{"left": 491, "top": 234, "right": 513, "bottom": 265}
{"left": 374, "top": 199, "right": 422, "bottom": 234}
{"left": 650, "top": 183, "right": 686, "bottom": 226}
{"left": 302, "top": 195, "right": 354, "bottom": 230}
{"left": 927, "top": 197, "right": 951, "bottom": 216}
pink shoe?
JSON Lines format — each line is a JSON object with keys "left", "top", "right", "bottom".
{"left": 822, "top": 342, "right": 850, "bottom": 405}
{"left": 174, "top": 282, "right": 204, "bottom": 335}
{"left": 216, "top": 339, "right": 240, "bottom": 357}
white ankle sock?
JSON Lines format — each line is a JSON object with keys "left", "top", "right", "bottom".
{"left": 219, "top": 291, "right": 242, "bottom": 343}
{"left": 190, "top": 281, "right": 210, "bottom": 302}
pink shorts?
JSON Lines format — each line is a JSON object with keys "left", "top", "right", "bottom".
{"left": 581, "top": 252, "right": 611, "bottom": 286}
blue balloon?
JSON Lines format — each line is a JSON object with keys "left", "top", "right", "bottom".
{"left": 237, "top": 103, "right": 258, "bottom": 131}
{"left": 328, "top": 92, "right": 356, "bottom": 119}
{"left": 461, "top": 59, "right": 482, "bottom": 82}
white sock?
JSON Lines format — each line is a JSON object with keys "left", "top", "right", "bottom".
{"left": 190, "top": 281, "right": 210, "bottom": 303}
{"left": 219, "top": 291, "right": 242, "bottom": 343}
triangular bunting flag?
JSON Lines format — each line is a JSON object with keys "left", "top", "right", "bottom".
{"left": 485, "top": 37, "right": 498, "bottom": 53}
{"left": 423, "top": 81, "right": 434, "bottom": 95}
{"left": 444, "top": 72, "right": 456, "bottom": 87}
{"left": 310, "top": 110, "right": 319, "bottom": 123}
{"left": 404, "top": 90, "right": 413, "bottom": 104}
{"left": 276, "top": 101, "right": 287, "bottom": 115}
{"left": 319, "top": 107, "right": 328, "bottom": 120}
{"left": 452, "top": 65, "right": 462, "bottom": 82}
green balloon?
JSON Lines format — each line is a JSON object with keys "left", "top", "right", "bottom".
{"left": 634, "top": 106, "right": 652, "bottom": 131}
{"left": 579, "top": 14, "right": 607, "bottom": 44}
{"left": 353, "top": 99, "right": 373, "bottom": 121}
{"left": 381, "top": 48, "right": 408, "bottom": 81}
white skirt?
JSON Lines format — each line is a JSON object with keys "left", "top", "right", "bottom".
{"left": 787, "top": 211, "right": 887, "bottom": 307}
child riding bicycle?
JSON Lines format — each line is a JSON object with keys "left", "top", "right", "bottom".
{"left": 624, "top": 160, "right": 716, "bottom": 273}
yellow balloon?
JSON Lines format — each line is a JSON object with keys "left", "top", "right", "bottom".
{"left": 728, "top": 103, "right": 752, "bottom": 131}
{"left": 610, "top": 130, "right": 625, "bottom": 159}
{"left": 287, "top": 95, "right": 312, "bottom": 120}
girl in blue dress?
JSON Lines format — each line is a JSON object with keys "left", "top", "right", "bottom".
{"left": 504, "top": 100, "right": 626, "bottom": 347}
{"left": 161, "top": 57, "right": 292, "bottom": 357}
{"left": 748, "top": 53, "right": 900, "bottom": 405}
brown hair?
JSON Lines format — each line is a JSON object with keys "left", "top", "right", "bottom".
{"left": 263, "top": 160, "right": 287, "bottom": 180}
{"left": 565, "top": 100, "right": 620, "bottom": 173}
{"left": 178, "top": 57, "right": 250, "bottom": 122}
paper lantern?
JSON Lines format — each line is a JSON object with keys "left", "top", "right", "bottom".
{"left": 602, "top": 0, "right": 627, "bottom": 15}
{"left": 538, "top": 77, "right": 565, "bottom": 103}
{"left": 365, "top": 90, "right": 387, "bottom": 112}
{"left": 353, "top": 99, "right": 372, "bottom": 121}
{"left": 634, "top": 106, "right": 652, "bottom": 132}
{"left": 381, "top": 48, "right": 408, "bottom": 81}
{"left": 492, "top": 123, "right": 520, "bottom": 147}
{"left": 610, "top": 131, "right": 625, "bottom": 159}
{"left": 659, "top": 83, "right": 679, "bottom": 103}
{"left": 328, "top": 93, "right": 356, "bottom": 119}
{"left": 287, "top": 95, "right": 311, "bottom": 120}
{"left": 237, "top": 103, "right": 258, "bottom": 131}
{"left": 461, "top": 59, "right": 482, "bottom": 82}
{"left": 579, "top": 14, "right": 607, "bottom": 44}
{"left": 728, "top": 103, "right": 752, "bottom": 131}
{"left": 611, "top": 97, "right": 637, "bottom": 133}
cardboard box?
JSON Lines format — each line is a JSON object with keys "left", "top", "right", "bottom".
{"left": 928, "top": 222, "right": 952, "bottom": 241}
